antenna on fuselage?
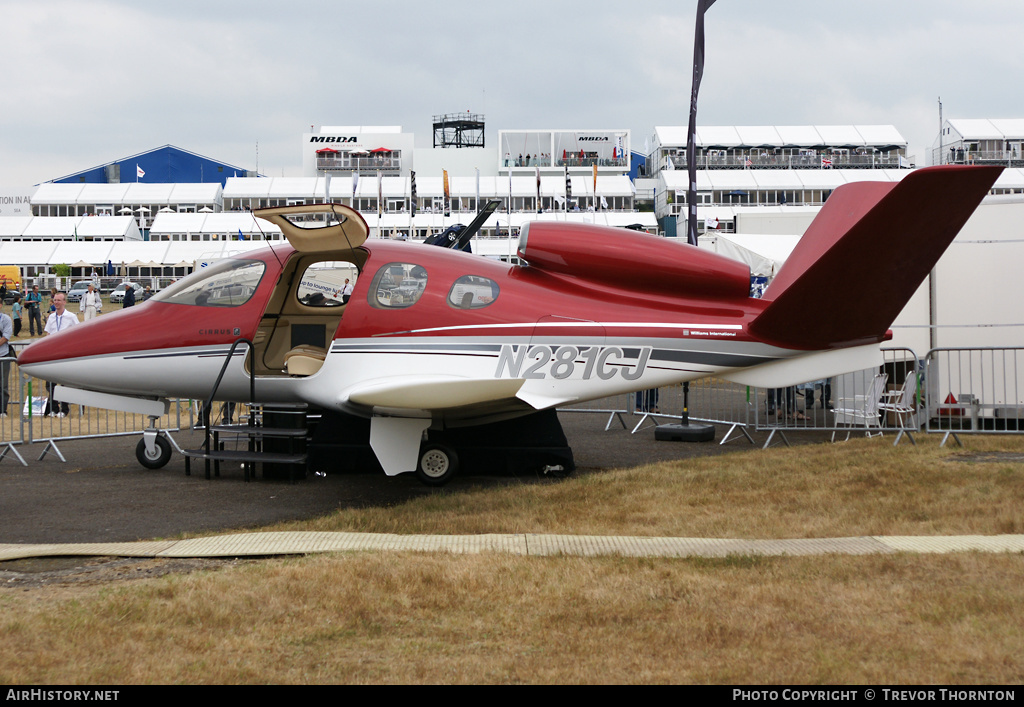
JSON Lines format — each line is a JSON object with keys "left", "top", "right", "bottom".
{"left": 330, "top": 203, "right": 363, "bottom": 275}
{"left": 251, "top": 210, "right": 286, "bottom": 270}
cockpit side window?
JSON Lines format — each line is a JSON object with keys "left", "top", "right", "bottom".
{"left": 447, "top": 275, "right": 499, "bottom": 309}
{"left": 368, "top": 262, "right": 428, "bottom": 309}
{"left": 151, "top": 259, "right": 265, "bottom": 307}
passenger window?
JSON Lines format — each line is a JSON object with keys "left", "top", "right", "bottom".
{"left": 296, "top": 261, "right": 358, "bottom": 307}
{"left": 369, "top": 262, "right": 428, "bottom": 309}
{"left": 448, "top": 275, "right": 499, "bottom": 309}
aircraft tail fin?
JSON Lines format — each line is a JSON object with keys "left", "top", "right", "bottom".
{"left": 749, "top": 165, "right": 1001, "bottom": 350}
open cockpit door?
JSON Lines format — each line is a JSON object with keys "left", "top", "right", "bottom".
{"left": 249, "top": 204, "right": 370, "bottom": 378}
{"left": 254, "top": 203, "right": 369, "bottom": 254}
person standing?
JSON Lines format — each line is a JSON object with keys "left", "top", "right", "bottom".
{"left": 341, "top": 278, "right": 354, "bottom": 304}
{"left": 123, "top": 284, "right": 136, "bottom": 308}
{"left": 79, "top": 283, "right": 102, "bottom": 321}
{"left": 0, "top": 306, "right": 12, "bottom": 417}
{"left": 42, "top": 292, "right": 79, "bottom": 417}
{"left": 25, "top": 285, "right": 42, "bottom": 335}
{"left": 10, "top": 294, "right": 22, "bottom": 337}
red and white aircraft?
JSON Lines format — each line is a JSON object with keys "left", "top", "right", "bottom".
{"left": 19, "top": 165, "right": 1001, "bottom": 480}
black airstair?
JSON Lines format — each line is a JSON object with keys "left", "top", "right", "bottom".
{"left": 183, "top": 339, "right": 308, "bottom": 481}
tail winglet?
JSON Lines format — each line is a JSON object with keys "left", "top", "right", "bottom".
{"left": 750, "top": 165, "right": 1002, "bottom": 350}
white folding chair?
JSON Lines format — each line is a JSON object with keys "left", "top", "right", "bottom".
{"left": 831, "top": 373, "right": 888, "bottom": 441}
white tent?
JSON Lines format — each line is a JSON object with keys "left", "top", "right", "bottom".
{"left": 47, "top": 242, "right": 116, "bottom": 266}
{"left": 698, "top": 233, "right": 801, "bottom": 277}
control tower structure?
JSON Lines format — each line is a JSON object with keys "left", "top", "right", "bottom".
{"left": 433, "top": 112, "right": 485, "bottom": 148}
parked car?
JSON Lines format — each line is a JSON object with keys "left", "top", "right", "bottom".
{"left": 66, "top": 281, "right": 93, "bottom": 303}
{"left": 109, "top": 282, "right": 144, "bottom": 304}
{"left": 2, "top": 288, "right": 22, "bottom": 305}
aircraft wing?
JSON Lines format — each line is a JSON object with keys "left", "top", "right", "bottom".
{"left": 344, "top": 375, "right": 561, "bottom": 477}
{"left": 346, "top": 375, "right": 526, "bottom": 410}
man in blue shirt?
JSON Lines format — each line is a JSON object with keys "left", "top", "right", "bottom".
{"left": 25, "top": 285, "right": 43, "bottom": 335}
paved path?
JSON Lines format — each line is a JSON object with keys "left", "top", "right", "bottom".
{"left": 2, "top": 532, "right": 1023, "bottom": 561}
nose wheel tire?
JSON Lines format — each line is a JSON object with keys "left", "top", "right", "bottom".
{"left": 136, "top": 436, "right": 172, "bottom": 469}
{"left": 416, "top": 444, "right": 459, "bottom": 486}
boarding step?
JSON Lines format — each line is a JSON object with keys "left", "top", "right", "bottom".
{"left": 209, "top": 423, "right": 308, "bottom": 438}
{"left": 183, "top": 446, "right": 308, "bottom": 481}
{"left": 187, "top": 396, "right": 310, "bottom": 481}
{"left": 183, "top": 448, "right": 307, "bottom": 465}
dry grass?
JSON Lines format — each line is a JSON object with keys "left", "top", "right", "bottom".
{"left": 2, "top": 432, "right": 1023, "bottom": 683}
{"left": 1, "top": 552, "right": 1022, "bottom": 684}
{"left": 274, "top": 434, "right": 1024, "bottom": 539}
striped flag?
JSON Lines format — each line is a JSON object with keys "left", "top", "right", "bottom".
{"left": 410, "top": 170, "right": 417, "bottom": 217}
{"left": 564, "top": 165, "right": 572, "bottom": 212}
{"left": 377, "top": 170, "right": 383, "bottom": 216}
{"left": 443, "top": 169, "right": 450, "bottom": 216}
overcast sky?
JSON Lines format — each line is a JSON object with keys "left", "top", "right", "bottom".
{"left": 2, "top": 0, "right": 1021, "bottom": 186}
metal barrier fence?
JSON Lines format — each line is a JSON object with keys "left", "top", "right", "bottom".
{"left": 558, "top": 380, "right": 757, "bottom": 445}
{"left": 7, "top": 345, "right": 1021, "bottom": 466}
{"left": 924, "top": 347, "right": 1024, "bottom": 446}
{"left": 747, "top": 348, "right": 922, "bottom": 447}
{"left": 0, "top": 352, "right": 194, "bottom": 465}
{"left": 624, "top": 380, "right": 757, "bottom": 444}
{"left": 559, "top": 348, "right": 926, "bottom": 448}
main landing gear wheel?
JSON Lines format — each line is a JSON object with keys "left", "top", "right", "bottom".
{"left": 136, "top": 435, "right": 172, "bottom": 469}
{"left": 416, "top": 444, "right": 459, "bottom": 486}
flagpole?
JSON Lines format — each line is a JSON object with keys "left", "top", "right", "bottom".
{"left": 686, "top": 0, "right": 717, "bottom": 247}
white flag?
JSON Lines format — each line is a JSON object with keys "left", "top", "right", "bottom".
{"left": 136, "top": 164, "right": 145, "bottom": 179}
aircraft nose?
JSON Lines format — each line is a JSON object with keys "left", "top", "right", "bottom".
{"left": 18, "top": 305, "right": 147, "bottom": 372}
{"left": 17, "top": 305, "right": 164, "bottom": 395}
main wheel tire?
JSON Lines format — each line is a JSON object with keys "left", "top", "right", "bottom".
{"left": 416, "top": 443, "right": 459, "bottom": 486}
{"left": 136, "top": 436, "right": 172, "bottom": 469}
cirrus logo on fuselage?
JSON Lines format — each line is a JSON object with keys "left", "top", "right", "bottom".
{"left": 198, "top": 328, "right": 242, "bottom": 336}
{"left": 495, "top": 344, "right": 650, "bottom": 381}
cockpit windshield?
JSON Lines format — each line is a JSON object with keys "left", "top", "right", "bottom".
{"left": 151, "top": 259, "right": 266, "bottom": 307}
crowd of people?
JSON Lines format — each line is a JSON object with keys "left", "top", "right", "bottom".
{"left": 0, "top": 279, "right": 154, "bottom": 418}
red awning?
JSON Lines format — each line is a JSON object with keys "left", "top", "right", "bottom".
{"left": 315, "top": 147, "right": 339, "bottom": 154}
{"left": 369, "top": 147, "right": 392, "bottom": 153}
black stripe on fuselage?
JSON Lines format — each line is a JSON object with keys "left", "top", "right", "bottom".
{"left": 330, "top": 342, "right": 779, "bottom": 369}
{"left": 122, "top": 349, "right": 246, "bottom": 361}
